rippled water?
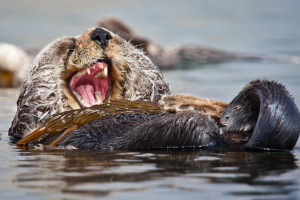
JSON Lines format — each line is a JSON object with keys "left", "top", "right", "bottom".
{"left": 0, "top": 0, "right": 300, "bottom": 199}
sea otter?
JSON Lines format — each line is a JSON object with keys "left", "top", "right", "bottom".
{"left": 98, "top": 17, "right": 259, "bottom": 69}
{"left": 0, "top": 43, "right": 31, "bottom": 87}
{"left": 1, "top": 18, "right": 299, "bottom": 89}
{"left": 9, "top": 28, "right": 170, "bottom": 138}
{"left": 10, "top": 28, "right": 300, "bottom": 151}
{"left": 98, "top": 17, "right": 300, "bottom": 69}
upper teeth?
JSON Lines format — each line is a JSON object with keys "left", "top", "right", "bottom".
{"left": 73, "top": 64, "right": 108, "bottom": 78}
{"left": 95, "top": 63, "right": 104, "bottom": 69}
{"left": 73, "top": 69, "right": 86, "bottom": 78}
{"left": 95, "top": 65, "right": 108, "bottom": 78}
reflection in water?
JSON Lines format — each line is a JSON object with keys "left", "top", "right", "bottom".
{"left": 1, "top": 0, "right": 300, "bottom": 199}
{"left": 2, "top": 146, "right": 297, "bottom": 199}
{"left": 0, "top": 66, "right": 299, "bottom": 200}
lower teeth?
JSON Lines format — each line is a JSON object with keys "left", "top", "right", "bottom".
{"left": 73, "top": 91, "right": 82, "bottom": 101}
{"left": 95, "top": 91, "right": 103, "bottom": 104}
{"left": 73, "top": 90, "right": 103, "bottom": 107}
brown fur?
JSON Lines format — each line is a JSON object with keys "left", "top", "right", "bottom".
{"left": 159, "top": 94, "right": 228, "bottom": 121}
{"left": 0, "top": 43, "right": 31, "bottom": 87}
{"left": 62, "top": 29, "right": 126, "bottom": 108}
{"left": 9, "top": 28, "right": 170, "bottom": 138}
{"left": 0, "top": 70, "right": 14, "bottom": 88}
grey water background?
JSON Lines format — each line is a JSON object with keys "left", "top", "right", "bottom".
{"left": 0, "top": 0, "right": 300, "bottom": 199}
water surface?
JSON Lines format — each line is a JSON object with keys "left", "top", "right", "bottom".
{"left": 0, "top": 0, "right": 299, "bottom": 199}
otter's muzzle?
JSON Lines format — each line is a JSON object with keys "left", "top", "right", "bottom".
{"left": 91, "top": 28, "right": 112, "bottom": 49}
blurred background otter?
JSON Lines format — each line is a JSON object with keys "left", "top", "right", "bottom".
{"left": 1, "top": 16, "right": 299, "bottom": 88}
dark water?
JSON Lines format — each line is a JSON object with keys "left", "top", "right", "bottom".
{"left": 0, "top": 0, "right": 300, "bottom": 199}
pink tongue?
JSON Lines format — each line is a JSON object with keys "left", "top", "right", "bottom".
{"left": 74, "top": 85, "right": 96, "bottom": 106}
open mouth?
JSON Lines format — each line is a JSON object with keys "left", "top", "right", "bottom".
{"left": 68, "top": 61, "right": 111, "bottom": 107}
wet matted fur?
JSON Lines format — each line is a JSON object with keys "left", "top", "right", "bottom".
{"left": 9, "top": 28, "right": 170, "bottom": 138}
{"left": 8, "top": 28, "right": 300, "bottom": 151}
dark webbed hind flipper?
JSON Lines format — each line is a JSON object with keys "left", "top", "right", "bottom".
{"left": 58, "top": 111, "right": 220, "bottom": 150}
{"left": 220, "top": 79, "right": 300, "bottom": 150}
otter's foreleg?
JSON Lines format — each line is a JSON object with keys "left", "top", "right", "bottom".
{"left": 220, "top": 79, "right": 300, "bottom": 150}
{"left": 112, "top": 111, "right": 220, "bottom": 150}
{"left": 55, "top": 111, "right": 220, "bottom": 150}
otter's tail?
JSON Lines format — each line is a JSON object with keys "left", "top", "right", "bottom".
{"left": 220, "top": 79, "right": 300, "bottom": 150}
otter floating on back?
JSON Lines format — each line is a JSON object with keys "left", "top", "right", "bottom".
{"left": 9, "top": 28, "right": 300, "bottom": 151}
{"left": 9, "top": 28, "right": 170, "bottom": 138}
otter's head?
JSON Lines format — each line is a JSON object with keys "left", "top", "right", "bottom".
{"left": 9, "top": 28, "right": 170, "bottom": 138}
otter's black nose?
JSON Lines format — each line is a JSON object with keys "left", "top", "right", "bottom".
{"left": 91, "top": 28, "right": 112, "bottom": 49}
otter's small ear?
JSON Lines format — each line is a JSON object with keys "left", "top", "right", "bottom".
{"left": 53, "top": 37, "right": 76, "bottom": 57}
